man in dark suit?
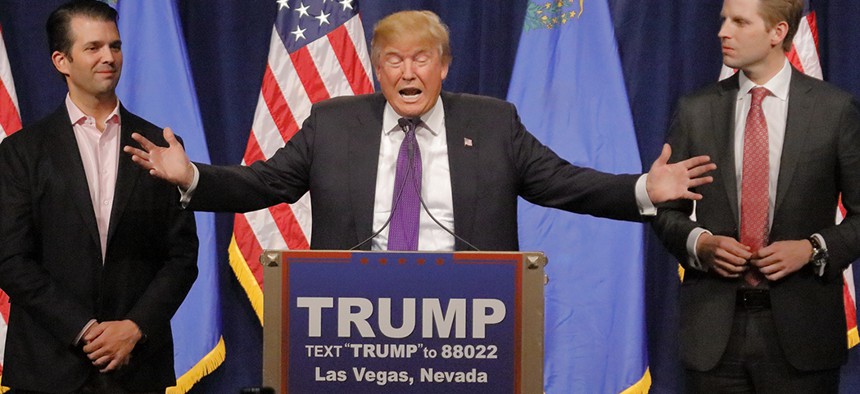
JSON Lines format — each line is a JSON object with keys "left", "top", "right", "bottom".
{"left": 126, "top": 10, "right": 714, "bottom": 252}
{"left": 0, "top": 1, "right": 198, "bottom": 392}
{"left": 653, "top": 0, "right": 860, "bottom": 392}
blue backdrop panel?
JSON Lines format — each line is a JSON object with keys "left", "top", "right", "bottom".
{"left": 0, "top": 0, "right": 857, "bottom": 392}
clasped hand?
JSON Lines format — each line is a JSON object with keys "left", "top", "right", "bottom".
{"left": 696, "top": 234, "right": 813, "bottom": 281}
{"left": 81, "top": 319, "right": 143, "bottom": 373}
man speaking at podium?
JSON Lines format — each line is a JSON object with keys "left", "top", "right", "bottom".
{"left": 126, "top": 10, "right": 714, "bottom": 252}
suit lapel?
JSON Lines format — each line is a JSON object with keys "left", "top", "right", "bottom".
{"left": 106, "top": 106, "right": 143, "bottom": 247}
{"left": 713, "top": 76, "right": 741, "bottom": 223}
{"left": 49, "top": 106, "right": 101, "bottom": 250}
{"left": 349, "top": 94, "right": 385, "bottom": 249}
{"left": 775, "top": 70, "right": 814, "bottom": 213}
{"left": 441, "top": 93, "right": 478, "bottom": 250}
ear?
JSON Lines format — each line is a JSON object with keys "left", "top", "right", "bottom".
{"left": 440, "top": 60, "right": 450, "bottom": 81}
{"left": 51, "top": 50, "right": 70, "bottom": 77}
{"left": 770, "top": 20, "right": 789, "bottom": 49}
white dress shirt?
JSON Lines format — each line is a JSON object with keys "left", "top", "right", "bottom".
{"left": 183, "top": 96, "right": 657, "bottom": 251}
{"left": 685, "top": 60, "right": 827, "bottom": 269}
{"left": 371, "top": 96, "right": 456, "bottom": 251}
{"left": 732, "top": 60, "right": 791, "bottom": 226}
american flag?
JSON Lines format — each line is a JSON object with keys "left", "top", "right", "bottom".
{"left": 719, "top": 3, "right": 858, "bottom": 348}
{"left": 228, "top": 0, "right": 374, "bottom": 322}
{"left": 0, "top": 23, "right": 22, "bottom": 388}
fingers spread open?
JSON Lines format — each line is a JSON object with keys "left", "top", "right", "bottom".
{"left": 129, "top": 132, "right": 157, "bottom": 151}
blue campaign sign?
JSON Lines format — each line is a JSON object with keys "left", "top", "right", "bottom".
{"left": 271, "top": 251, "right": 528, "bottom": 393}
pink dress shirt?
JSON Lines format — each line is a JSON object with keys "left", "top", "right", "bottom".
{"left": 66, "top": 94, "right": 121, "bottom": 259}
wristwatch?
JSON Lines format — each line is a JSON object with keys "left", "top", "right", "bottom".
{"left": 808, "top": 235, "right": 828, "bottom": 276}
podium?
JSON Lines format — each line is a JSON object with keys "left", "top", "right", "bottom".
{"left": 261, "top": 250, "right": 547, "bottom": 393}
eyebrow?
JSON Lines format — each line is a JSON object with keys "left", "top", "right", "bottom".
{"left": 81, "top": 39, "right": 122, "bottom": 47}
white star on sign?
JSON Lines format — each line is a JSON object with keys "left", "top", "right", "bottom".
{"left": 291, "top": 25, "right": 306, "bottom": 41}
{"left": 339, "top": 0, "right": 353, "bottom": 11}
{"left": 276, "top": 0, "right": 290, "bottom": 10}
{"left": 295, "top": 2, "right": 311, "bottom": 18}
{"left": 315, "top": 10, "right": 331, "bottom": 26}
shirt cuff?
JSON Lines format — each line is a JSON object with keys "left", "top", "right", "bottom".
{"left": 179, "top": 163, "right": 200, "bottom": 208}
{"left": 74, "top": 319, "right": 98, "bottom": 346}
{"left": 686, "top": 227, "right": 711, "bottom": 272}
{"left": 635, "top": 174, "right": 657, "bottom": 216}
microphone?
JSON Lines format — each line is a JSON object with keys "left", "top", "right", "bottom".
{"left": 413, "top": 180, "right": 480, "bottom": 251}
{"left": 397, "top": 117, "right": 411, "bottom": 132}
{"left": 349, "top": 119, "right": 417, "bottom": 250}
{"left": 397, "top": 117, "right": 416, "bottom": 162}
{"left": 399, "top": 119, "right": 479, "bottom": 251}
{"left": 349, "top": 118, "right": 480, "bottom": 251}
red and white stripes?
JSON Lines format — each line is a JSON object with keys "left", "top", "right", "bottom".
{"left": 0, "top": 23, "right": 22, "bottom": 382}
{"left": 229, "top": 14, "right": 373, "bottom": 322}
{"left": 0, "top": 25, "right": 21, "bottom": 143}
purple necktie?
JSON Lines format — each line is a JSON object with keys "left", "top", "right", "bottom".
{"left": 388, "top": 118, "right": 422, "bottom": 250}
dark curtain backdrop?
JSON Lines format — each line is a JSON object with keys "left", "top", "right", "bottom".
{"left": 1, "top": 1, "right": 857, "bottom": 392}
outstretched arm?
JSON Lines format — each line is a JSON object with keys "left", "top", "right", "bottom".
{"left": 124, "top": 127, "right": 195, "bottom": 189}
{"left": 646, "top": 143, "right": 716, "bottom": 204}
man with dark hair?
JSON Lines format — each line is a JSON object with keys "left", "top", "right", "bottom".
{"left": 653, "top": 0, "right": 860, "bottom": 392}
{"left": 0, "top": 1, "right": 198, "bottom": 392}
{"left": 46, "top": 0, "right": 118, "bottom": 56}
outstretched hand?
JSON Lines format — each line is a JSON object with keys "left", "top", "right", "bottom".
{"left": 123, "top": 127, "right": 195, "bottom": 189}
{"left": 646, "top": 144, "right": 716, "bottom": 203}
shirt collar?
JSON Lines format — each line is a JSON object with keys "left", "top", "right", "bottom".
{"left": 738, "top": 58, "right": 792, "bottom": 102}
{"left": 382, "top": 95, "right": 445, "bottom": 136}
{"left": 65, "top": 93, "right": 122, "bottom": 126}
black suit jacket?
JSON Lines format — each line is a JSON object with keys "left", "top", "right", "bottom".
{"left": 190, "top": 91, "right": 643, "bottom": 251}
{"left": 0, "top": 105, "right": 198, "bottom": 391}
{"left": 653, "top": 69, "right": 860, "bottom": 371}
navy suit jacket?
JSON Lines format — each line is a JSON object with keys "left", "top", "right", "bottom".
{"left": 191, "top": 91, "right": 644, "bottom": 251}
{"left": 0, "top": 105, "right": 198, "bottom": 391}
{"left": 653, "top": 69, "right": 860, "bottom": 371}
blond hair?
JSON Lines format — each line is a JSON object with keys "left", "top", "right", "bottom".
{"left": 371, "top": 10, "right": 452, "bottom": 67}
{"left": 757, "top": 0, "right": 804, "bottom": 52}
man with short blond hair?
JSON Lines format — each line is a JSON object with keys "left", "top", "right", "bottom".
{"left": 653, "top": 0, "right": 860, "bottom": 392}
{"left": 370, "top": 10, "right": 452, "bottom": 67}
{"left": 128, "top": 10, "right": 715, "bottom": 254}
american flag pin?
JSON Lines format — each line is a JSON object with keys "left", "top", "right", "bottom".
{"left": 464, "top": 138, "right": 473, "bottom": 147}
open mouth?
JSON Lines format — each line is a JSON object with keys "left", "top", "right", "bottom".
{"left": 399, "top": 87, "right": 422, "bottom": 101}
